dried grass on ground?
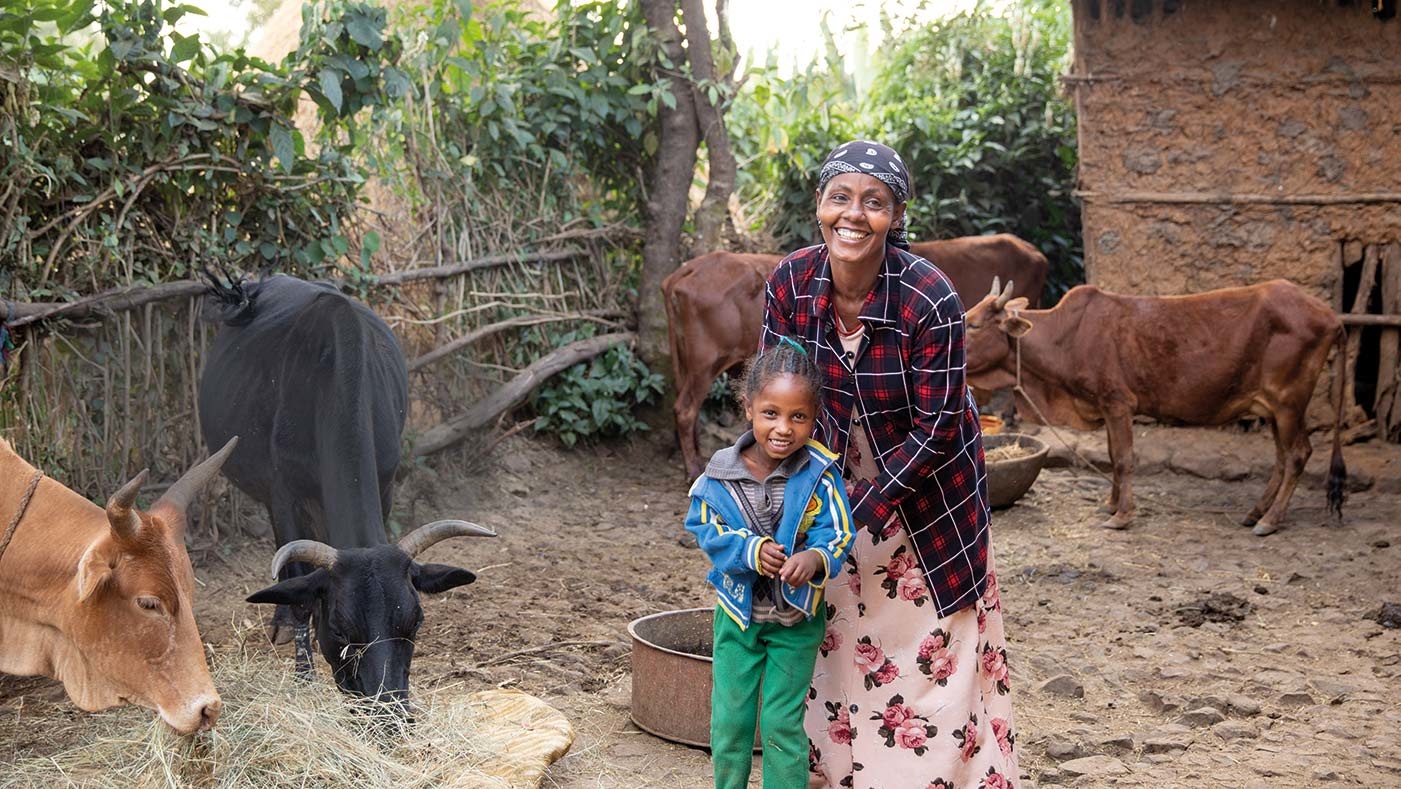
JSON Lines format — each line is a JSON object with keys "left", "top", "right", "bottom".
{"left": 2, "top": 638, "right": 510, "bottom": 789}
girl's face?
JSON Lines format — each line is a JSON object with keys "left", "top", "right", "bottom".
{"left": 744, "top": 373, "right": 818, "bottom": 466}
{"left": 816, "top": 172, "right": 905, "bottom": 269}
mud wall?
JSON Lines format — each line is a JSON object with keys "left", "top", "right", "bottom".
{"left": 1071, "top": 0, "right": 1401, "bottom": 300}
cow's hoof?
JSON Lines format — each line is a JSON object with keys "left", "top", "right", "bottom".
{"left": 1098, "top": 516, "right": 1130, "bottom": 530}
{"left": 1251, "top": 521, "right": 1280, "bottom": 537}
{"left": 1240, "top": 510, "right": 1262, "bottom": 528}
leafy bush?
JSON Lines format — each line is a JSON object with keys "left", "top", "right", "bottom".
{"left": 530, "top": 328, "right": 665, "bottom": 448}
{"left": 0, "top": 0, "right": 404, "bottom": 294}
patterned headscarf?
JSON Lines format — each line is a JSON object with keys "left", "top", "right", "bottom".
{"left": 817, "top": 140, "right": 913, "bottom": 250}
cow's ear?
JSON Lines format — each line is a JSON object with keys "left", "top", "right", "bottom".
{"left": 246, "top": 570, "right": 327, "bottom": 606}
{"left": 412, "top": 563, "right": 476, "bottom": 594}
{"left": 76, "top": 539, "right": 117, "bottom": 602}
{"left": 1003, "top": 297, "right": 1029, "bottom": 314}
{"left": 1003, "top": 315, "right": 1034, "bottom": 338}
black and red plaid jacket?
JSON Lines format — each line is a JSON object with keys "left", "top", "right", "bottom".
{"left": 760, "top": 243, "right": 991, "bottom": 617}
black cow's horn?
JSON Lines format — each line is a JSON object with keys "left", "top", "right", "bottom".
{"left": 398, "top": 519, "right": 497, "bottom": 559}
{"left": 271, "top": 539, "right": 340, "bottom": 578}
{"left": 156, "top": 436, "right": 239, "bottom": 528}
{"left": 106, "top": 469, "right": 149, "bottom": 541}
{"left": 995, "top": 279, "right": 1015, "bottom": 309}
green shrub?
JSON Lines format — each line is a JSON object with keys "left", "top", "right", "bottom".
{"left": 530, "top": 328, "right": 665, "bottom": 448}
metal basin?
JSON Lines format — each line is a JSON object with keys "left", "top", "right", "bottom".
{"left": 627, "top": 608, "right": 759, "bottom": 749}
{"left": 984, "top": 432, "right": 1048, "bottom": 509}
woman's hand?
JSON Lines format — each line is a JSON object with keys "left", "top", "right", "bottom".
{"left": 758, "top": 540, "right": 788, "bottom": 577}
{"left": 779, "top": 549, "right": 823, "bottom": 587}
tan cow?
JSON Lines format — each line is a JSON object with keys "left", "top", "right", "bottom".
{"left": 963, "top": 279, "right": 1346, "bottom": 535}
{"left": 0, "top": 437, "right": 237, "bottom": 733}
{"left": 662, "top": 235, "right": 1049, "bottom": 480}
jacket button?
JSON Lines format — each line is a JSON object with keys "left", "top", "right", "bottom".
{"left": 844, "top": 350, "right": 854, "bottom": 360}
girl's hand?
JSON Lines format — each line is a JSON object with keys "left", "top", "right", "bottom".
{"left": 758, "top": 540, "right": 788, "bottom": 576}
{"left": 779, "top": 549, "right": 823, "bottom": 587}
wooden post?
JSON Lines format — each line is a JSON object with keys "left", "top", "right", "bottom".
{"left": 1344, "top": 245, "right": 1379, "bottom": 417}
{"left": 1378, "top": 243, "right": 1401, "bottom": 441}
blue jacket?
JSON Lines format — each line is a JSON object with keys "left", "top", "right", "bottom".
{"left": 685, "top": 440, "right": 854, "bottom": 629}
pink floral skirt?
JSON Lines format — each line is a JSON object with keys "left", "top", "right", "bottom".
{"left": 806, "top": 522, "right": 1019, "bottom": 789}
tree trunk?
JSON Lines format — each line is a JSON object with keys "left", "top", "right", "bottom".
{"left": 636, "top": 0, "right": 699, "bottom": 373}
{"left": 679, "top": 0, "right": 738, "bottom": 255}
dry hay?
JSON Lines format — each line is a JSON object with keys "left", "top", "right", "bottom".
{"left": 985, "top": 440, "right": 1036, "bottom": 464}
{"left": 2, "top": 647, "right": 572, "bottom": 788}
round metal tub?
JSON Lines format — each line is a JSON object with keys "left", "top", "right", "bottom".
{"left": 627, "top": 608, "right": 759, "bottom": 749}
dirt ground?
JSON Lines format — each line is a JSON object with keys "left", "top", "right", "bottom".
{"left": 2, "top": 424, "right": 1399, "bottom": 787}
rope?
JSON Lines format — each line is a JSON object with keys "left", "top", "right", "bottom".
{"left": 0, "top": 469, "right": 44, "bottom": 565}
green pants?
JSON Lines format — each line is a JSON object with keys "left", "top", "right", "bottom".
{"left": 710, "top": 606, "right": 825, "bottom": 789}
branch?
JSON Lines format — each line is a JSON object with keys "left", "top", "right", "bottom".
{"left": 373, "top": 249, "right": 583, "bottom": 285}
{"left": 406, "top": 309, "right": 625, "bottom": 373}
{"left": 8, "top": 281, "right": 208, "bottom": 328}
{"left": 410, "top": 332, "right": 634, "bottom": 458}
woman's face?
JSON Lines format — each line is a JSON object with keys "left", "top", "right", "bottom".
{"left": 816, "top": 172, "right": 905, "bottom": 269}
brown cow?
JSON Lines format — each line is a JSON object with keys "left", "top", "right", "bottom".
{"left": 662, "top": 234, "right": 1048, "bottom": 480}
{"left": 0, "top": 437, "right": 238, "bottom": 733}
{"left": 962, "top": 278, "right": 1346, "bottom": 534}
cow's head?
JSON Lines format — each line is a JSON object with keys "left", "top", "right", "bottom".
{"left": 245, "top": 520, "right": 495, "bottom": 715}
{"left": 66, "top": 437, "right": 237, "bottom": 734}
{"left": 964, "top": 277, "right": 1034, "bottom": 374}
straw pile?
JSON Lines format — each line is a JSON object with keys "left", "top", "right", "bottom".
{"left": 1, "top": 649, "right": 573, "bottom": 788}
{"left": 985, "top": 441, "right": 1036, "bottom": 464}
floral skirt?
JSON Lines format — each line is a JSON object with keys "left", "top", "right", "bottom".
{"left": 806, "top": 522, "right": 1019, "bottom": 789}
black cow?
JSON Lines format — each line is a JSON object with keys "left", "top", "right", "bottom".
{"left": 198, "top": 273, "right": 495, "bottom": 715}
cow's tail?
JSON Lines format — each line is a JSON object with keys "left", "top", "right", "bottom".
{"left": 1327, "top": 323, "right": 1347, "bottom": 522}
{"left": 199, "top": 265, "right": 258, "bottom": 327}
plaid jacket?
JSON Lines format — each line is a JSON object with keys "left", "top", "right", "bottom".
{"left": 760, "top": 243, "right": 991, "bottom": 617}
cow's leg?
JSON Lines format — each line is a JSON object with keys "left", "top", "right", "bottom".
{"left": 1100, "top": 408, "right": 1135, "bottom": 530}
{"left": 1253, "top": 408, "right": 1312, "bottom": 536}
{"left": 1243, "top": 415, "right": 1286, "bottom": 528}
{"left": 266, "top": 491, "right": 317, "bottom": 676}
{"left": 673, "top": 371, "right": 709, "bottom": 481}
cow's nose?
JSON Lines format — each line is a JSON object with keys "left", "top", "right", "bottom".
{"left": 198, "top": 697, "right": 223, "bottom": 731}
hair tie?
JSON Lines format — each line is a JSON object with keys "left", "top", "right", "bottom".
{"left": 777, "top": 336, "right": 807, "bottom": 356}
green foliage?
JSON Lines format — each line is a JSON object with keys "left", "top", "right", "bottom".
{"left": 0, "top": 0, "right": 404, "bottom": 295}
{"left": 728, "top": 0, "right": 1082, "bottom": 299}
{"left": 529, "top": 327, "right": 665, "bottom": 449}
{"left": 366, "top": 0, "right": 663, "bottom": 239}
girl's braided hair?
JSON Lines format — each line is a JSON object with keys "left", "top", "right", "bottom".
{"left": 734, "top": 336, "right": 823, "bottom": 407}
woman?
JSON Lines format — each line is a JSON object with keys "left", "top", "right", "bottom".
{"left": 760, "top": 140, "right": 1019, "bottom": 788}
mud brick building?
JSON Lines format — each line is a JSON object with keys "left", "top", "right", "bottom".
{"left": 1069, "top": 0, "right": 1401, "bottom": 438}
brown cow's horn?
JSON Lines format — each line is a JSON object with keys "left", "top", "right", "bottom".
{"left": 155, "top": 436, "right": 240, "bottom": 525}
{"left": 398, "top": 519, "right": 497, "bottom": 560}
{"left": 989, "top": 276, "right": 1002, "bottom": 298}
{"left": 270, "top": 539, "right": 339, "bottom": 579}
{"left": 106, "top": 468, "right": 150, "bottom": 541}
{"left": 995, "top": 279, "right": 1015, "bottom": 309}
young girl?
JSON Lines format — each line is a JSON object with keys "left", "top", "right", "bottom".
{"left": 684, "top": 338, "right": 854, "bottom": 789}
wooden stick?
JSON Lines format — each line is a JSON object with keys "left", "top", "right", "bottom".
{"left": 406, "top": 309, "right": 623, "bottom": 372}
{"left": 410, "top": 332, "right": 634, "bottom": 458}
{"left": 5, "top": 248, "right": 598, "bottom": 328}
{"left": 1075, "top": 190, "right": 1401, "bottom": 206}
{"left": 1339, "top": 313, "right": 1401, "bottom": 327}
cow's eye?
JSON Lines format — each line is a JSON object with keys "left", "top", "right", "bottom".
{"left": 135, "top": 596, "right": 164, "bottom": 615}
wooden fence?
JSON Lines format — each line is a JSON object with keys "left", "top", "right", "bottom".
{"left": 0, "top": 236, "right": 638, "bottom": 539}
